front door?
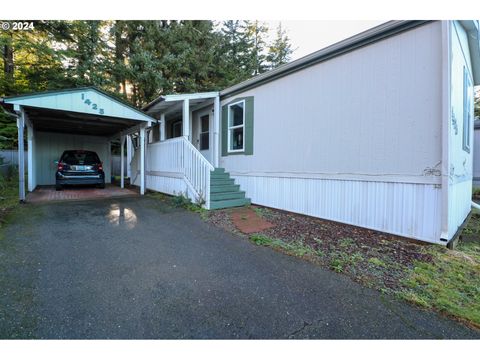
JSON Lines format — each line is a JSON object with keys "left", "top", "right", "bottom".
{"left": 194, "top": 110, "right": 212, "bottom": 164}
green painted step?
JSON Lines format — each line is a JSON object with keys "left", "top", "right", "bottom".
{"left": 211, "top": 172, "right": 230, "bottom": 180}
{"left": 210, "top": 184, "right": 240, "bottom": 193}
{"left": 210, "top": 191, "right": 246, "bottom": 201}
{"left": 210, "top": 178, "right": 235, "bottom": 186}
{"left": 210, "top": 198, "right": 251, "bottom": 210}
{"left": 211, "top": 168, "right": 226, "bottom": 174}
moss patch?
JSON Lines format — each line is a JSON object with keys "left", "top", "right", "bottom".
{"left": 399, "top": 219, "right": 480, "bottom": 328}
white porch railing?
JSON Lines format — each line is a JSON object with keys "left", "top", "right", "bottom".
{"left": 145, "top": 137, "right": 214, "bottom": 208}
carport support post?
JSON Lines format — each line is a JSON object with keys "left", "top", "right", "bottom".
{"left": 140, "top": 126, "right": 146, "bottom": 195}
{"left": 126, "top": 135, "right": 132, "bottom": 178}
{"left": 16, "top": 106, "right": 26, "bottom": 202}
{"left": 120, "top": 135, "right": 125, "bottom": 189}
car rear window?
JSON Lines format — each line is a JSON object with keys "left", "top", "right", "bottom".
{"left": 61, "top": 151, "right": 100, "bottom": 165}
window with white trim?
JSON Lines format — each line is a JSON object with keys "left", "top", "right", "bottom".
{"left": 228, "top": 100, "right": 245, "bottom": 152}
{"left": 463, "top": 66, "right": 472, "bottom": 153}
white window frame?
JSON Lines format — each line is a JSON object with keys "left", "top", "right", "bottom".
{"left": 227, "top": 100, "right": 245, "bottom": 153}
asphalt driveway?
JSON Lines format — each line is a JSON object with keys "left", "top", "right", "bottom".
{"left": 0, "top": 196, "right": 478, "bottom": 339}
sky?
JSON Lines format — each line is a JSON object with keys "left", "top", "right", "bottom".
{"left": 265, "top": 20, "right": 386, "bottom": 60}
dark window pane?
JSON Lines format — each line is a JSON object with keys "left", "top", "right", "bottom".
{"left": 61, "top": 151, "right": 100, "bottom": 165}
{"left": 201, "top": 115, "right": 209, "bottom": 132}
{"left": 200, "top": 133, "right": 209, "bottom": 150}
{"left": 172, "top": 121, "right": 182, "bottom": 138}
{"left": 229, "top": 103, "right": 244, "bottom": 126}
{"left": 231, "top": 128, "right": 243, "bottom": 150}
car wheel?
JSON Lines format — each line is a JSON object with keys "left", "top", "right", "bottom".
{"left": 98, "top": 182, "right": 105, "bottom": 189}
{"left": 55, "top": 183, "right": 62, "bottom": 191}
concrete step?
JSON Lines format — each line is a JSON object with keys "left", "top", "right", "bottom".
{"left": 210, "top": 197, "right": 251, "bottom": 210}
{"left": 210, "top": 184, "right": 240, "bottom": 193}
{"left": 210, "top": 178, "right": 235, "bottom": 186}
{"left": 210, "top": 191, "right": 246, "bottom": 201}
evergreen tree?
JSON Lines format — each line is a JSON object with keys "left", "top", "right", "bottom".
{"left": 244, "top": 20, "right": 269, "bottom": 75}
{"left": 266, "top": 23, "right": 293, "bottom": 69}
{"left": 219, "top": 20, "right": 252, "bottom": 84}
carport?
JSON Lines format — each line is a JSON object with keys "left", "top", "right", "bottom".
{"left": 2, "top": 87, "right": 155, "bottom": 201}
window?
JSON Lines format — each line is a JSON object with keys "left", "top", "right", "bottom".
{"left": 463, "top": 66, "right": 472, "bottom": 153}
{"left": 221, "top": 96, "right": 254, "bottom": 156}
{"left": 228, "top": 100, "right": 245, "bottom": 152}
{"left": 199, "top": 115, "right": 209, "bottom": 150}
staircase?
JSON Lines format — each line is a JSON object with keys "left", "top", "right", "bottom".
{"left": 209, "top": 168, "right": 251, "bottom": 210}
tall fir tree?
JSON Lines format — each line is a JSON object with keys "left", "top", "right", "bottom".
{"left": 266, "top": 23, "right": 293, "bottom": 69}
{"left": 244, "top": 20, "right": 269, "bottom": 75}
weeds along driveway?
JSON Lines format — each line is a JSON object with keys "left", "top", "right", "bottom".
{"left": 0, "top": 196, "right": 478, "bottom": 339}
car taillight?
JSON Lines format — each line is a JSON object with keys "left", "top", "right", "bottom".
{"left": 58, "top": 163, "right": 64, "bottom": 171}
{"left": 98, "top": 163, "right": 103, "bottom": 171}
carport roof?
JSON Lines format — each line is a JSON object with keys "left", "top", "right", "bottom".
{"left": 2, "top": 87, "right": 155, "bottom": 136}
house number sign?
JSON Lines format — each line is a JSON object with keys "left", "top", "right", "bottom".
{"left": 81, "top": 93, "right": 105, "bottom": 115}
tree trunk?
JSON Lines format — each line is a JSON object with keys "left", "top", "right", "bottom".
{"left": 3, "top": 34, "right": 15, "bottom": 95}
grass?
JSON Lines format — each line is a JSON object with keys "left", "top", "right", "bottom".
{"left": 399, "top": 244, "right": 480, "bottom": 327}
{"left": 398, "top": 214, "right": 480, "bottom": 328}
{"left": 368, "top": 257, "right": 387, "bottom": 268}
{"left": 250, "top": 234, "right": 315, "bottom": 257}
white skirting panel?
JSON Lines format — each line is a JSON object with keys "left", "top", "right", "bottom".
{"left": 145, "top": 174, "right": 189, "bottom": 197}
{"left": 231, "top": 174, "right": 443, "bottom": 244}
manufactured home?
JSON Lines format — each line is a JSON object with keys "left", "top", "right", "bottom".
{"left": 5, "top": 20, "right": 480, "bottom": 246}
{"left": 139, "top": 20, "right": 480, "bottom": 245}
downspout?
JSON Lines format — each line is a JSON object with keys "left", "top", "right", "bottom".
{"left": 440, "top": 21, "right": 452, "bottom": 242}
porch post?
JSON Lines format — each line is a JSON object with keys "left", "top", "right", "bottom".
{"left": 140, "top": 126, "right": 146, "bottom": 195}
{"left": 25, "top": 112, "right": 35, "bottom": 192}
{"left": 120, "top": 135, "right": 125, "bottom": 189}
{"left": 182, "top": 99, "right": 190, "bottom": 140}
{"left": 160, "top": 113, "right": 166, "bottom": 141}
{"left": 16, "top": 106, "right": 25, "bottom": 202}
{"left": 126, "top": 134, "right": 132, "bottom": 178}
{"left": 213, "top": 96, "right": 220, "bottom": 168}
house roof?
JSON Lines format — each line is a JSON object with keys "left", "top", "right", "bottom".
{"left": 220, "top": 21, "right": 433, "bottom": 98}
{"left": 3, "top": 86, "right": 155, "bottom": 123}
{"left": 2, "top": 86, "right": 155, "bottom": 137}
{"left": 143, "top": 92, "right": 219, "bottom": 115}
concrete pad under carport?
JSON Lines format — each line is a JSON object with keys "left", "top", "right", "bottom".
{"left": 26, "top": 184, "right": 139, "bottom": 204}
